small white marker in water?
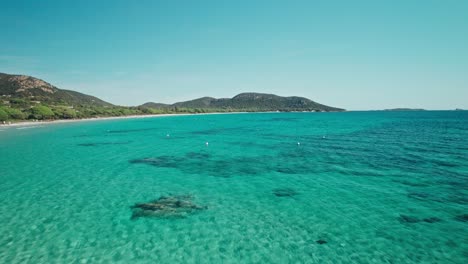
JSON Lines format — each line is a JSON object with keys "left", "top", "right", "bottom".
{"left": 166, "top": 134, "right": 170, "bottom": 137}
{"left": 205, "top": 142, "right": 209, "bottom": 146}
{"left": 297, "top": 142, "right": 301, "bottom": 146}
{"left": 322, "top": 136, "right": 326, "bottom": 139}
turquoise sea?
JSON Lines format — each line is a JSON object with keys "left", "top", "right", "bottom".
{"left": 0, "top": 111, "right": 467, "bottom": 263}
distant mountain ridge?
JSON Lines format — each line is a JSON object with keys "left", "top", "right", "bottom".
{"left": 383, "top": 108, "right": 426, "bottom": 111}
{"left": 142, "top": 92, "right": 344, "bottom": 112}
{"left": 0, "top": 72, "right": 344, "bottom": 123}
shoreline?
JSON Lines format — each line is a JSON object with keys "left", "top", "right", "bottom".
{"left": 0, "top": 110, "right": 348, "bottom": 129}
{"left": 0, "top": 112, "right": 249, "bottom": 128}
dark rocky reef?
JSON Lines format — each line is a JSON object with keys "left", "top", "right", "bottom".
{"left": 422, "top": 217, "right": 442, "bottom": 223}
{"left": 407, "top": 191, "right": 467, "bottom": 205}
{"left": 399, "top": 215, "right": 420, "bottom": 224}
{"left": 191, "top": 126, "right": 251, "bottom": 135}
{"left": 129, "top": 156, "right": 182, "bottom": 168}
{"left": 392, "top": 179, "right": 429, "bottom": 187}
{"left": 454, "top": 214, "right": 468, "bottom": 222}
{"left": 398, "top": 214, "right": 442, "bottom": 224}
{"left": 272, "top": 188, "right": 298, "bottom": 197}
{"left": 130, "top": 195, "right": 206, "bottom": 219}
{"left": 78, "top": 141, "right": 131, "bottom": 147}
{"left": 269, "top": 117, "right": 299, "bottom": 122}
{"left": 185, "top": 152, "right": 211, "bottom": 159}
{"left": 107, "top": 128, "right": 157, "bottom": 134}
{"left": 129, "top": 152, "right": 271, "bottom": 178}
{"left": 316, "top": 239, "right": 327, "bottom": 245}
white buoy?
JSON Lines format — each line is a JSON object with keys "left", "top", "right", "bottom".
{"left": 297, "top": 142, "right": 301, "bottom": 146}
{"left": 205, "top": 142, "right": 209, "bottom": 146}
{"left": 166, "top": 134, "right": 170, "bottom": 137}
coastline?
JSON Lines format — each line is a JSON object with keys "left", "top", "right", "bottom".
{"left": 0, "top": 110, "right": 348, "bottom": 129}
{"left": 0, "top": 112, "right": 249, "bottom": 128}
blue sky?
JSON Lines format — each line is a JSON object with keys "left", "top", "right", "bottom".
{"left": 1, "top": 0, "right": 467, "bottom": 109}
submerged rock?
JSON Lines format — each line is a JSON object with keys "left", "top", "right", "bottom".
{"left": 454, "top": 214, "right": 468, "bottom": 222}
{"left": 407, "top": 192, "right": 446, "bottom": 203}
{"left": 398, "top": 214, "right": 420, "bottom": 224}
{"left": 130, "top": 195, "right": 206, "bottom": 220}
{"left": 399, "top": 214, "right": 443, "bottom": 224}
{"left": 78, "top": 142, "right": 130, "bottom": 147}
{"left": 185, "top": 152, "right": 211, "bottom": 159}
{"left": 393, "top": 179, "right": 429, "bottom": 187}
{"left": 316, "top": 239, "right": 327, "bottom": 245}
{"left": 422, "top": 217, "right": 442, "bottom": 223}
{"left": 108, "top": 128, "right": 156, "bottom": 133}
{"left": 129, "top": 154, "right": 274, "bottom": 177}
{"left": 129, "top": 156, "right": 182, "bottom": 168}
{"left": 272, "top": 188, "right": 298, "bottom": 197}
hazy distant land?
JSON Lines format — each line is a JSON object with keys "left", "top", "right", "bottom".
{"left": 383, "top": 108, "right": 426, "bottom": 111}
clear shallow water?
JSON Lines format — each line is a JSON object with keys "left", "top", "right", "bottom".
{"left": 0, "top": 111, "right": 467, "bottom": 263}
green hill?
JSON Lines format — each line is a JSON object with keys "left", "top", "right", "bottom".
{"left": 0, "top": 73, "right": 112, "bottom": 107}
{"left": 0, "top": 72, "right": 143, "bottom": 121}
{"left": 140, "top": 102, "right": 171, "bottom": 108}
{"left": 0, "top": 72, "right": 344, "bottom": 123}
{"left": 142, "top": 92, "right": 343, "bottom": 112}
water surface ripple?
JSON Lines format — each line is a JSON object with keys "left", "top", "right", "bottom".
{"left": 0, "top": 111, "right": 467, "bottom": 263}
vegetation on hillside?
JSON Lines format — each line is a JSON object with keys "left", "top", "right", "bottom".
{"left": 0, "top": 72, "right": 344, "bottom": 123}
{"left": 0, "top": 72, "right": 143, "bottom": 122}
{"left": 0, "top": 101, "right": 141, "bottom": 122}
{"left": 142, "top": 93, "right": 344, "bottom": 112}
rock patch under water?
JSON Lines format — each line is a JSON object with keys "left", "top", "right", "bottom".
{"left": 78, "top": 142, "right": 131, "bottom": 147}
{"left": 399, "top": 214, "right": 420, "bottom": 223}
{"left": 398, "top": 214, "right": 442, "bottom": 224}
{"left": 272, "top": 188, "right": 298, "bottom": 197}
{"left": 422, "top": 217, "right": 442, "bottom": 223}
{"left": 129, "top": 153, "right": 273, "bottom": 177}
{"left": 454, "top": 214, "right": 468, "bottom": 222}
{"left": 316, "top": 239, "right": 327, "bottom": 245}
{"left": 130, "top": 195, "right": 206, "bottom": 219}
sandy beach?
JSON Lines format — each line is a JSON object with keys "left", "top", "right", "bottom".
{"left": 0, "top": 112, "right": 247, "bottom": 128}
